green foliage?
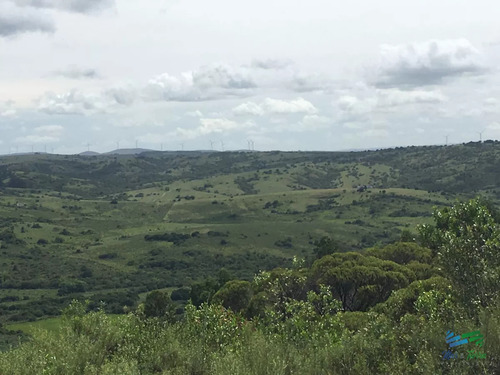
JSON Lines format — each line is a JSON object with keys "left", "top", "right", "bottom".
{"left": 373, "top": 276, "right": 458, "bottom": 322}
{"left": 190, "top": 277, "right": 220, "bottom": 307}
{"left": 313, "top": 236, "right": 339, "bottom": 259}
{"left": 366, "top": 242, "right": 432, "bottom": 265}
{"left": 57, "top": 280, "right": 86, "bottom": 296}
{"left": 189, "top": 269, "right": 236, "bottom": 307}
{"left": 183, "top": 303, "right": 248, "bottom": 352}
{"left": 418, "top": 197, "right": 500, "bottom": 313}
{"left": 170, "top": 287, "right": 190, "bottom": 301}
{"left": 143, "top": 290, "right": 175, "bottom": 322}
{"left": 2, "top": 150, "right": 500, "bottom": 373}
{"left": 212, "top": 280, "right": 253, "bottom": 313}
{"left": 311, "top": 252, "right": 415, "bottom": 311}
{"left": 144, "top": 232, "right": 190, "bottom": 245}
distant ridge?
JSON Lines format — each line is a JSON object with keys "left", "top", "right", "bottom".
{"left": 79, "top": 151, "right": 100, "bottom": 156}
{"left": 105, "top": 148, "right": 155, "bottom": 155}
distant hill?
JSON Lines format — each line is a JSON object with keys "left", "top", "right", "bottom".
{"left": 105, "top": 148, "right": 155, "bottom": 155}
{"left": 1, "top": 141, "right": 500, "bottom": 199}
{"left": 79, "top": 151, "right": 100, "bottom": 156}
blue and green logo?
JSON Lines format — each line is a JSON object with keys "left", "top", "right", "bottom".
{"left": 442, "top": 330, "right": 487, "bottom": 360}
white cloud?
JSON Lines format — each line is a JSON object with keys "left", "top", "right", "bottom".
{"left": 38, "top": 90, "right": 107, "bottom": 115}
{"left": 233, "top": 97, "right": 317, "bottom": 116}
{"left": 144, "top": 64, "right": 256, "bottom": 102}
{"left": 192, "top": 64, "right": 255, "bottom": 90}
{"left": 336, "top": 88, "right": 447, "bottom": 121}
{"left": 373, "top": 39, "right": 487, "bottom": 88}
{"left": 176, "top": 117, "right": 254, "bottom": 140}
{"left": 143, "top": 60, "right": 340, "bottom": 103}
{"left": 38, "top": 88, "right": 134, "bottom": 115}
{"left": 376, "top": 89, "right": 447, "bottom": 107}
{"left": 233, "top": 102, "right": 265, "bottom": 116}
{"left": 337, "top": 95, "right": 376, "bottom": 118}
{"left": 143, "top": 73, "right": 194, "bottom": 101}
{"left": 199, "top": 118, "right": 240, "bottom": 134}
{"left": 263, "top": 97, "right": 317, "bottom": 114}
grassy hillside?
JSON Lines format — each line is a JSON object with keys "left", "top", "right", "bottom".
{"left": 0, "top": 143, "right": 498, "bottom": 328}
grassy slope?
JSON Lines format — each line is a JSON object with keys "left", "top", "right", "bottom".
{"left": 0, "top": 143, "right": 496, "bottom": 325}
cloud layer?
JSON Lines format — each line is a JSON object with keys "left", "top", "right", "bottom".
{"left": 13, "top": 0, "right": 115, "bottom": 14}
{"left": 0, "top": 2, "right": 54, "bottom": 36}
{"left": 53, "top": 66, "right": 101, "bottom": 80}
{"left": 234, "top": 98, "right": 318, "bottom": 116}
{"left": 1, "top": 0, "right": 114, "bottom": 38}
{"left": 373, "top": 39, "right": 487, "bottom": 87}
{"left": 144, "top": 64, "right": 256, "bottom": 102}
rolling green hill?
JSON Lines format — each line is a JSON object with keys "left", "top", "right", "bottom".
{"left": 0, "top": 142, "right": 498, "bottom": 327}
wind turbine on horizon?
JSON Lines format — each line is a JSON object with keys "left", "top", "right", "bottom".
{"left": 477, "top": 129, "right": 486, "bottom": 142}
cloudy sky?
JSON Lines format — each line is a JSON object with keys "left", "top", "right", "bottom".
{"left": 1, "top": 0, "right": 500, "bottom": 154}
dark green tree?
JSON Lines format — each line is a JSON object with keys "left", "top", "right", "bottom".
{"left": 212, "top": 280, "right": 253, "bottom": 313}
{"left": 366, "top": 242, "right": 432, "bottom": 265}
{"left": 144, "top": 290, "right": 175, "bottom": 322}
{"left": 313, "top": 236, "right": 338, "bottom": 259}
{"left": 190, "top": 277, "right": 219, "bottom": 307}
{"left": 311, "top": 252, "right": 415, "bottom": 311}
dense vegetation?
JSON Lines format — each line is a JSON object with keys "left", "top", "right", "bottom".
{"left": 0, "top": 198, "right": 498, "bottom": 374}
{"left": 0, "top": 144, "right": 499, "bottom": 373}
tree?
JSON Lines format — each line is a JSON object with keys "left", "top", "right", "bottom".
{"left": 211, "top": 280, "right": 253, "bottom": 313}
{"left": 313, "top": 236, "right": 338, "bottom": 259}
{"left": 418, "top": 197, "right": 500, "bottom": 314}
{"left": 190, "top": 277, "right": 220, "bottom": 307}
{"left": 144, "top": 290, "right": 175, "bottom": 322}
{"left": 366, "top": 242, "right": 432, "bottom": 265}
{"left": 311, "top": 252, "right": 415, "bottom": 311}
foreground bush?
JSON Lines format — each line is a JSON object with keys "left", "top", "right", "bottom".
{"left": 0, "top": 297, "right": 498, "bottom": 375}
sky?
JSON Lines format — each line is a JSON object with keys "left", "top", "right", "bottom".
{"left": 1, "top": 0, "right": 500, "bottom": 154}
